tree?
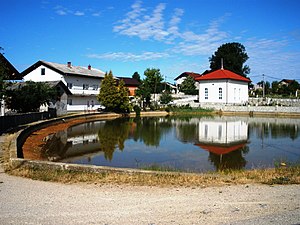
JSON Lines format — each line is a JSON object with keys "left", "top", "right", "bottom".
{"left": 97, "top": 71, "right": 131, "bottom": 113}
{"left": 132, "top": 71, "right": 141, "bottom": 83}
{"left": 160, "top": 91, "right": 173, "bottom": 104}
{"left": 5, "top": 81, "right": 57, "bottom": 113}
{"left": 179, "top": 76, "right": 198, "bottom": 95}
{"left": 135, "top": 68, "right": 164, "bottom": 108}
{"left": 143, "top": 68, "right": 164, "bottom": 94}
{"left": 209, "top": 42, "right": 250, "bottom": 77}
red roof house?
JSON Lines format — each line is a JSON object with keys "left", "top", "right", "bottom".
{"left": 195, "top": 69, "right": 251, "bottom": 104}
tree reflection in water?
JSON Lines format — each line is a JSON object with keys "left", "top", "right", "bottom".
{"left": 208, "top": 145, "right": 250, "bottom": 171}
{"left": 98, "top": 118, "right": 131, "bottom": 161}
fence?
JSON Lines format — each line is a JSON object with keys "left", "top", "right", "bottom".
{"left": 0, "top": 111, "right": 56, "bottom": 135}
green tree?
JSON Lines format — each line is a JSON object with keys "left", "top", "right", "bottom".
{"left": 97, "top": 71, "right": 131, "bottom": 113}
{"left": 117, "top": 79, "right": 131, "bottom": 113}
{"left": 159, "top": 91, "right": 173, "bottom": 104}
{"left": 271, "top": 81, "right": 279, "bottom": 94}
{"left": 179, "top": 76, "right": 198, "bottom": 95}
{"left": 143, "top": 68, "right": 164, "bottom": 94}
{"left": 209, "top": 42, "right": 250, "bottom": 77}
{"left": 4, "top": 81, "right": 57, "bottom": 112}
{"left": 135, "top": 81, "right": 151, "bottom": 108}
{"left": 132, "top": 71, "right": 141, "bottom": 83}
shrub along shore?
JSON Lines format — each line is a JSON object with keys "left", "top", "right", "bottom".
{"left": 1, "top": 110, "right": 300, "bottom": 187}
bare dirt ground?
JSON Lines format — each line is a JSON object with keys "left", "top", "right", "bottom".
{"left": 0, "top": 166, "right": 299, "bottom": 225}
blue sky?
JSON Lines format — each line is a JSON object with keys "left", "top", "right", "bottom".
{"left": 1, "top": 0, "right": 300, "bottom": 83}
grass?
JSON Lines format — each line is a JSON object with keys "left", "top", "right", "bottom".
{"left": 6, "top": 164, "right": 300, "bottom": 187}
{"left": 166, "top": 104, "right": 214, "bottom": 114}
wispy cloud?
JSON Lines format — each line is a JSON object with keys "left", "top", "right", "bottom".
{"left": 74, "top": 11, "right": 85, "bottom": 16}
{"left": 87, "top": 51, "right": 170, "bottom": 62}
{"left": 113, "top": 1, "right": 229, "bottom": 55}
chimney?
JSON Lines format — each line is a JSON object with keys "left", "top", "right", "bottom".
{"left": 67, "top": 61, "right": 72, "bottom": 68}
{"left": 88, "top": 64, "right": 91, "bottom": 70}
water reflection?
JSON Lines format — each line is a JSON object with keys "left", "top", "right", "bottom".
{"left": 39, "top": 116, "right": 300, "bottom": 172}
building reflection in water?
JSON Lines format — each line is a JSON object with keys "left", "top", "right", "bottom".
{"left": 195, "top": 117, "right": 249, "bottom": 171}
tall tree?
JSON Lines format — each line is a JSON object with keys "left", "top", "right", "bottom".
{"left": 132, "top": 71, "right": 141, "bottom": 83}
{"left": 179, "top": 76, "right": 198, "bottom": 95}
{"left": 5, "top": 81, "right": 57, "bottom": 113}
{"left": 209, "top": 42, "right": 250, "bottom": 77}
{"left": 97, "top": 71, "right": 131, "bottom": 113}
{"left": 143, "top": 68, "right": 164, "bottom": 94}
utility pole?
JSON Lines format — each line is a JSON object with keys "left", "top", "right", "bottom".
{"left": 262, "top": 74, "right": 265, "bottom": 98}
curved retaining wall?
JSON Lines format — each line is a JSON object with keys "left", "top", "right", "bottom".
{"left": 8, "top": 111, "right": 170, "bottom": 175}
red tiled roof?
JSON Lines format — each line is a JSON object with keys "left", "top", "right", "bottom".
{"left": 195, "top": 142, "right": 246, "bottom": 155}
{"left": 195, "top": 69, "right": 251, "bottom": 82}
{"left": 117, "top": 77, "right": 140, "bottom": 86}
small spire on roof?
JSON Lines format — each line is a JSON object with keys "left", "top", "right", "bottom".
{"left": 221, "top": 58, "right": 224, "bottom": 70}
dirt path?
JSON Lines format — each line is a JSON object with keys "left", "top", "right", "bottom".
{"left": 0, "top": 169, "right": 299, "bottom": 225}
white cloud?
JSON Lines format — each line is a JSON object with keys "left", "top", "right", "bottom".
{"left": 87, "top": 51, "right": 170, "bottom": 62}
{"left": 56, "top": 9, "right": 67, "bottom": 16}
{"left": 74, "top": 11, "right": 85, "bottom": 16}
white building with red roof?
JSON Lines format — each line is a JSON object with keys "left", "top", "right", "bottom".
{"left": 195, "top": 69, "right": 251, "bottom": 104}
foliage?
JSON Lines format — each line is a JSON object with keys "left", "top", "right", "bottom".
{"left": 209, "top": 42, "right": 250, "bottom": 77}
{"left": 159, "top": 91, "right": 173, "bottom": 104}
{"left": 135, "top": 68, "right": 163, "bottom": 109}
{"left": 143, "top": 68, "right": 164, "bottom": 94}
{"left": 97, "top": 71, "right": 131, "bottom": 113}
{"left": 4, "top": 81, "right": 57, "bottom": 113}
{"left": 132, "top": 71, "right": 141, "bottom": 83}
{"left": 133, "top": 105, "right": 141, "bottom": 117}
{"left": 179, "top": 76, "right": 198, "bottom": 95}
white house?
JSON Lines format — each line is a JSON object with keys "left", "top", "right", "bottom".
{"left": 22, "top": 61, "right": 105, "bottom": 111}
{"left": 195, "top": 69, "right": 251, "bottom": 104}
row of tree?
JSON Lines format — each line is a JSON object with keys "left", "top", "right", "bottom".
{"left": 252, "top": 80, "right": 300, "bottom": 97}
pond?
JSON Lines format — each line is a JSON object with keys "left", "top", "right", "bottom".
{"left": 42, "top": 116, "right": 300, "bottom": 172}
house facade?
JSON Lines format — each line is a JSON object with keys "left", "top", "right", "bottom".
{"left": 22, "top": 61, "right": 105, "bottom": 111}
{"left": 195, "top": 69, "right": 250, "bottom": 104}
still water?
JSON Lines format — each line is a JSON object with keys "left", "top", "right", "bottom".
{"left": 44, "top": 116, "right": 300, "bottom": 172}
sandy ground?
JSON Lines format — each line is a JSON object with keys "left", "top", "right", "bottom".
{"left": 0, "top": 167, "right": 299, "bottom": 225}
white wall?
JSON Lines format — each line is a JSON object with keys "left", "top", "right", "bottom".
{"left": 198, "top": 119, "right": 248, "bottom": 144}
{"left": 198, "top": 79, "right": 248, "bottom": 104}
{"left": 24, "top": 65, "right": 64, "bottom": 82}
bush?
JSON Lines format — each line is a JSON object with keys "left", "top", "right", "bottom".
{"left": 133, "top": 105, "right": 141, "bottom": 116}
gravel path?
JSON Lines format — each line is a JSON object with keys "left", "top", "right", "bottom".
{"left": 0, "top": 169, "right": 299, "bottom": 225}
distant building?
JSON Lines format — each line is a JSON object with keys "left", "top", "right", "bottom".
{"left": 174, "top": 72, "right": 202, "bottom": 94}
{"left": 22, "top": 61, "right": 105, "bottom": 111}
{"left": 195, "top": 69, "right": 251, "bottom": 104}
{"left": 279, "top": 79, "right": 295, "bottom": 86}
{"left": 116, "top": 77, "right": 140, "bottom": 96}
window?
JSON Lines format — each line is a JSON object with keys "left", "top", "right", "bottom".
{"left": 67, "top": 99, "right": 72, "bottom": 105}
{"left": 204, "top": 124, "right": 208, "bottom": 139}
{"left": 219, "top": 88, "right": 222, "bottom": 99}
{"left": 67, "top": 83, "right": 73, "bottom": 89}
{"left": 41, "top": 68, "right": 45, "bottom": 75}
{"left": 204, "top": 88, "right": 208, "bottom": 99}
{"left": 93, "top": 85, "right": 98, "bottom": 90}
{"left": 83, "top": 84, "right": 89, "bottom": 90}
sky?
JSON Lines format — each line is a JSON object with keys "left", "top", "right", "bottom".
{"left": 1, "top": 0, "right": 300, "bottom": 83}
